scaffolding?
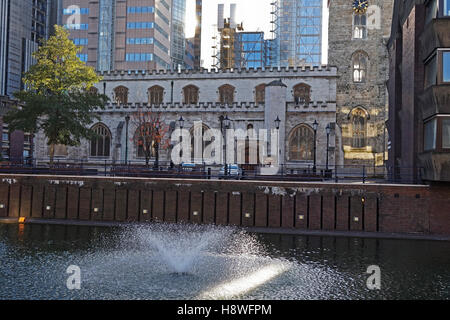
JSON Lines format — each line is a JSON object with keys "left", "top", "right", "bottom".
{"left": 272, "top": 0, "right": 322, "bottom": 67}
{"left": 212, "top": 4, "right": 243, "bottom": 70}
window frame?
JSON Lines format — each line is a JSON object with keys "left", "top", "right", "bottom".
{"left": 90, "top": 123, "right": 112, "bottom": 158}
{"left": 352, "top": 51, "right": 368, "bottom": 83}
{"left": 352, "top": 12, "right": 368, "bottom": 40}
{"left": 288, "top": 124, "right": 315, "bottom": 162}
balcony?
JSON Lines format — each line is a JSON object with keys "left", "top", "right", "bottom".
{"left": 420, "top": 18, "right": 450, "bottom": 60}
{"left": 418, "top": 151, "right": 450, "bottom": 182}
{"left": 419, "top": 84, "right": 450, "bottom": 120}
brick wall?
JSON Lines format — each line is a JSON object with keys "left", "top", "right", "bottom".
{"left": 0, "top": 174, "right": 448, "bottom": 236}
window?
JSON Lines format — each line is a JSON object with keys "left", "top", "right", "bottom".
{"left": 114, "top": 86, "right": 128, "bottom": 104}
{"left": 148, "top": 86, "right": 164, "bottom": 105}
{"left": 183, "top": 85, "right": 199, "bottom": 104}
{"left": 73, "top": 38, "right": 88, "bottom": 46}
{"left": 127, "top": 37, "right": 153, "bottom": 45}
{"left": 63, "top": 8, "right": 89, "bottom": 15}
{"left": 64, "top": 24, "right": 88, "bottom": 30}
{"left": 125, "top": 53, "right": 153, "bottom": 61}
{"left": 443, "top": 119, "right": 450, "bottom": 149}
{"left": 445, "top": 0, "right": 450, "bottom": 16}
{"left": 126, "top": 22, "right": 154, "bottom": 29}
{"left": 255, "top": 84, "right": 266, "bottom": 104}
{"left": 443, "top": 52, "right": 450, "bottom": 82}
{"left": 127, "top": 6, "right": 155, "bottom": 14}
{"left": 190, "top": 124, "right": 212, "bottom": 162}
{"left": 77, "top": 53, "right": 88, "bottom": 62}
{"left": 90, "top": 124, "right": 111, "bottom": 157}
{"left": 424, "top": 119, "right": 437, "bottom": 151}
{"left": 351, "top": 108, "right": 367, "bottom": 148}
{"left": 353, "top": 13, "right": 367, "bottom": 39}
{"left": 293, "top": 83, "right": 311, "bottom": 104}
{"left": 353, "top": 51, "right": 368, "bottom": 83}
{"left": 219, "top": 84, "right": 235, "bottom": 104}
{"left": 289, "top": 125, "right": 314, "bottom": 161}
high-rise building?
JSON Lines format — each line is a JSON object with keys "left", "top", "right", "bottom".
{"left": 58, "top": 0, "right": 173, "bottom": 71}
{"left": 0, "top": 0, "right": 50, "bottom": 97}
{"left": 272, "top": 0, "right": 323, "bottom": 67}
{"left": 193, "top": 0, "right": 202, "bottom": 69}
{"left": 234, "top": 32, "right": 269, "bottom": 69}
{"left": 171, "top": 0, "right": 186, "bottom": 70}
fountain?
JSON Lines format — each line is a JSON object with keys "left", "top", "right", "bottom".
{"left": 0, "top": 222, "right": 449, "bottom": 300}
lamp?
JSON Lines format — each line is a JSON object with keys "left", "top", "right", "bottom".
{"left": 274, "top": 116, "right": 281, "bottom": 130}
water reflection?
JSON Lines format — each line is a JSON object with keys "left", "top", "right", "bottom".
{"left": 0, "top": 223, "right": 449, "bottom": 300}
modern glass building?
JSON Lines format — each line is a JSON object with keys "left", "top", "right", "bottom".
{"left": 0, "top": 0, "right": 50, "bottom": 96}
{"left": 171, "top": 0, "right": 186, "bottom": 69}
{"left": 234, "top": 32, "right": 268, "bottom": 69}
{"left": 272, "top": 0, "right": 322, "bottom": 67}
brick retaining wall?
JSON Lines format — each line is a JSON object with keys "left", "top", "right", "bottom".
{"left": 0, "top": 174, "right": 449, "bottom": 236}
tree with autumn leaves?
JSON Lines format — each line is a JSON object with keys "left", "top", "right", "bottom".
{"left": 130, "top": 110, "right": 170, "bottom": 167}
{"left": 3, "top": 26, "right": 108, "bottom": 165}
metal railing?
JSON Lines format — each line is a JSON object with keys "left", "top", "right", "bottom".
{"left": 0, "top": 157, "right": 424, "bottom": 184}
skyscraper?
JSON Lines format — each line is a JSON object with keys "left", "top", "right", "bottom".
{"left": 0, "top": 0, "right": 50, "bottom": 97}
{"left": 193, "top": 0, "right": 202, "bottom": 69}
{"left": 59, "top": 0, "right": 173, "bottom": 72}
{"left": 171, "top": 0, "right": 186, "bottom": 69}
{"left": 272, "top": 0, "right": 323, "bottom": 67}
{"left": 234, "top": 32, "right": 269, "bottom": 69}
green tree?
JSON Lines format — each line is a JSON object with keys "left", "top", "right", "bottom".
{"left": 3, "top": 25, "right": 108, "bottom": 165}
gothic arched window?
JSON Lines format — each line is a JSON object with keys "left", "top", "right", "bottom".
{"left": 293, "top": 83, "right": 311, "bottom": 104}
{"left": 148, "top": 85, "right": 164, "bottom": 105}
{"left": 114, "top": 86, "right": 129, "bottom": 104}
{"left": 352, "top": 51, "right": 368, "bottom": 83}
{"left": 189, "top": 123, "right": 211, "bottom": 162}
{"left": 353, "top": 13, "right": 367, "bottom": 39}
{"left": 183, "top": 85, "right": 199, "bottom": 104}
{"left": 255, "top": 84, "right": 266, "bottom": 104}
{"left": 90, "top": 123, "right": 111, "bottom": 157}
{"left": 219, "top": 84, "right": 235, "bottom": 104}
{"left": 288, "top": 124, "right": 314, "bottom": 161}
{"left": 351, "top": 108, "right": 368, "bottom": 148}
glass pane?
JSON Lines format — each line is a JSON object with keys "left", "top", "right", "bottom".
{"left": 424, "top": 119, "right": 437, "bottom": 151}
{"left": 443, "top": 119, "right": 450, "bottom": 149}
{"left": 445, "top": 0, "right": 450, "bottom": 16}
{"left": 443, "top": 52, "right": 450, "bottom": 82}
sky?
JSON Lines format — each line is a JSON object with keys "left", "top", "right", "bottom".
{"left": 185, "top": 0, "right": 329, "bottom": 69}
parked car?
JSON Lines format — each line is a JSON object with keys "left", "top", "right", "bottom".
{"left": 219, "top": 164, "right": 242, "bottom": 179}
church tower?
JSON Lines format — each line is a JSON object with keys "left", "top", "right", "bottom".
{"left": 328, "top": 0, "right": 394, "bottom": 166}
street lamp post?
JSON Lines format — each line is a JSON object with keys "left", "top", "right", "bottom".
{"left": 275, "top": 116, "right": 281, "bottom": 172}
{"left": 326, "top": 123, "right": 331, "bottom": 172}
{"left": 223, "top": 115, "right": 230, "bottom": 177}
{"left": 125, "top": 115, "right": 130, "bottom": 165}
{"left": 154, "top": 120, "right": 160, "bottom": 169}
{"left": 312, "top": 120, "right": 318, "bottom": 174}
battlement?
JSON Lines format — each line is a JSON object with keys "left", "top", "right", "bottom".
{"left": 97, "top": 65, "right": 338, "bottom": 79}
{"left": 93, "top": 100, "right": 337, "bottom": 113}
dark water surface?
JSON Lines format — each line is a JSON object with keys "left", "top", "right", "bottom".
{"left": 0, "top": 223, "right": 449, "bottom": 300}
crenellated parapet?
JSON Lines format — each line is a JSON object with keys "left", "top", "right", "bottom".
{"left": 98, "top": 65, "right": 336, "bottom": 78}
{"left": 94, "top": 101, "right": 266, "bottom": 112}
{"left": 286, "top": 101, "right": 337, "bottom": 112}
